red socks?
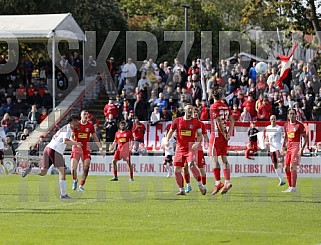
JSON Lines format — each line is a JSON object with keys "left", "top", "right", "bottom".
{"left": 223, "top": 169, "right": 230, "bottom": 181}
{"left": 291, "top": 170, "right": 297, "bottom": 187}
{"left": 113, "top": 170, "right": 118, "bottom": 178}
{"left": 190, "top": 165, "right": 201, "bottom": 182}
{"left": 286, "top": 171, "right": 292, "bottom": 187}
{"left": 184, "top": 173, "right": 190, "bottom": 184}
{"left": 212, "top": 168, "right": 221, "bottom": 181}
{"left": 175, "top": 172, "right": 184, "bottom": 188}
{"left": 80, "top": 179, "right": 86, "bottom": 186}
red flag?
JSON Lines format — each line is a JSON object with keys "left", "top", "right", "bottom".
{"left": 275, "top": 42, "right": 297, "bottom": 89}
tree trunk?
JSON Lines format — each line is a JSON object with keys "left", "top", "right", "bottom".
{"left": 308, "top": 0, "right": 321, "bottom": 45}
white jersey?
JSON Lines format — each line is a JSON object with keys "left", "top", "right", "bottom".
{"left": 46, "top": 124, "right": 72, "bottom": 155}
{"left": 265, "top": 125, "right": 283, "bottom": 152}
{"left": 161, "top": 136, "right": 175, "bottom": 156}
{"left": 0, "top": 127, "right": 6, "bottom": 150}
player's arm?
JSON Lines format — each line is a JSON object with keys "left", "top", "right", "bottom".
{"left": 192, "top": 129, "right": 202, "bottom": 150}
{"left": 281, "top": 131, "right": 288, "bottom": 155}
{"left": 214, "top": 116, "right": 225, "bottom": 135}
{"left": 63, "top": 137, "right": 82, "bottom": 147}
{"left": 227, "top": 114, "right": 235, "bottom": 140}
{"left": 91, "top": 132, "right": 105, "bottom": 156}
{"left": 300, "top": 132, "right": 308, "bottom": 156}
{"left": 109, "top": 140, "right": 117, "bottom": 152}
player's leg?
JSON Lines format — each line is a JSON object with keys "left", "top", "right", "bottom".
{"left": 70, "top": 150, "right": 80, "bottom": 190}
{"left": 78, "top": 157, "right": 91, "bottom": 191}
{"left": 57, "top": 166, "right": 70, "bottom": 198}
{"left": 197, "top": 150, "right": 207, "bottom": 187}
{"left": 168, "top": 159, "right": 173, "bottom": 177}
{"left": 187, "top": 152, "right": 206, "bottom": 195}
{"left": 271, "top": 151, "right": 285, "bottom": 186}
{"left": 211, "top": 154, "right": 223, "bottom": 195}
{"left": 183, "top": 162, "right": 192, "bottom": 192}
{"left": 22, "top": 148, "right": 50, "bottom": 177}
{"left": 112, "top": 149, "right": 120, "bottom": 180}
{"left": 220, "top": 155, "right": 232, "bottom": 195}
{"left": 173, "top": 153, "right": 185, "bottom": 195}
{"left": 282, "top": 152, "right": 293, "bottom": 192}
{"left": 126, "top": 158, "right": 134, "bottom": 181}
{"left": 52, "top": 151, "right": 70, "bottom": 198}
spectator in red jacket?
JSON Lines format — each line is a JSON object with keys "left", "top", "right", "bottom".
{"left": 132, "top": 118, "right": 146, "bottom": 153}
{"left": 232, "top": 104, "right": 241, "bottom": 121}
{"left": 257, "top": 98, "right": 272, "bottom": 121}
{"left": 200, "top": 100, "right": 209, "bottom": 121}
{"left": 242, "top": 94, "right": 257, "bottom": 120}
{"left": 103, "top": 99, "right": 118, "bottom": 120}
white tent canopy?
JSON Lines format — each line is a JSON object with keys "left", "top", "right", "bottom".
{"left": 0, "top": 13, "right": 86, "bottom": 109}
{"left": 0, "top": 13, "right": 85, "bottom": 41}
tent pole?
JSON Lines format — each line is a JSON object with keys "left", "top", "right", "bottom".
{"left": 52, "top": 33, "right": 56, "bottom": 110}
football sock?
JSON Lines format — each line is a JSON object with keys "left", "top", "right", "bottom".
{"left": 60, "top": 180, "right": 66, "bottom": 196}
{"left": 285, "top": 171, "right": 292, "bottom": 187}
{"left": 175, "top": 172, "right": 184, "bottom": 188}
{"left": 129, "top": 168, "right": 133, "bottom": 179}
{"left": 165, "top": 164, "right": 170, "bottom": 171}
{"left": 113, "top": 170, "right": 118, "bottom": 178}
{"left": 275, "top": 167, "right": 283, "bottom": 181}
{"left": 291, "top": 170, "right": 297, "bottom": 187}
{"left": 201, "top": 176, "right": 207, "bottom": 185}
{"left": 223, "top": 168, "right": 231, "bottom": 181}
{"left": 212, "top": 168, "right": 221, "bottom": 181}
{"left": 184, "top": 173, "right": 190, "bottom": 185}
{"left": 1, "top": 165, "right": 8, "bottom": 175}
{"left": 215, "top": 180, "right": 221, "bottom": 186}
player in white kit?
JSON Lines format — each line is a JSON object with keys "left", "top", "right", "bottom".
{"left": 21, "top": 114, "right": 82, "bottom": 199}
{"left": 265, "top": 115, "right": 286, "bottom": 186}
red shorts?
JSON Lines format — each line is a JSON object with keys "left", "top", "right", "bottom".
{"left": 114, "top": 149, "right": 131, "bottom": 161}
{"left": 209, "top": 134, "right": 228, "bottom": 156}
{"left": 41, "top": 147, "right": 65, "bottom": 169}
{"left": 194, "top": 150, "right": 206, "bottom": 167}
{"left": 71, "top": 147, "right": 91, "bottom": 162}
{"left": 173, "top": 150, "right": 194, "bottom": 167}
{"left": 284, "top": 149, "right": 300, "bottom": 166}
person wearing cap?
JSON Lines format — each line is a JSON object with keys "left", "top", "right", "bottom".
{"left": 21, "top": 114, "right": 82, "bottom": 199}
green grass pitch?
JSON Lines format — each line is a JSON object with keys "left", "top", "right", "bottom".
{"left": 0, "top": 174, "right": 321, "bottom": 245}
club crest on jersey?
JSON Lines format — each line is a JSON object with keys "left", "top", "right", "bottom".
{"left": 189, "top": 125, "right": 193, "bottom": 129}
{"left": 85, "top": 128, "right": 90, "bottom": 132}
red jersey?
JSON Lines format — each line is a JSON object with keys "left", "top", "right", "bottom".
{"left": 284, "top": 121, "right": 306, "bottom": 150}
{"left": 200, "top": 106, "right": 209, "bottom": 120}
{"left": 232, "top": 110, "right": 241, "bottom": 121}
{"left": 132, "top": 123, "right": 146, "bottom": 140}
{"left": 210, "top": 101, "right": 232, "bottom": 139}
{"left": 103, "top": 103, "right": 118, "bottom": 119}
{"left": 242, "top": 100, "right": 256, "bottom": 118}
{"left": 115, "top": 130, "right": 133, "bottom": 151}
{"left": 73, "top": 121, "right": 95, "bottom": 152}
{"left": 171, "top": 117, "right": 201, "bottom": 153}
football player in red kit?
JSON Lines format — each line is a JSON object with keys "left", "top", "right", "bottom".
{"left": 109, "top": 121, "right": 134, "bottom": 181}
{"left": 165, "top": 104, "right": 206, "bottom": 195}
{"left": 71, "top": 110, "right": 105, "bottom": 192}
{"left": 209, "top": 89, "right": 235, "bottom": 195}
